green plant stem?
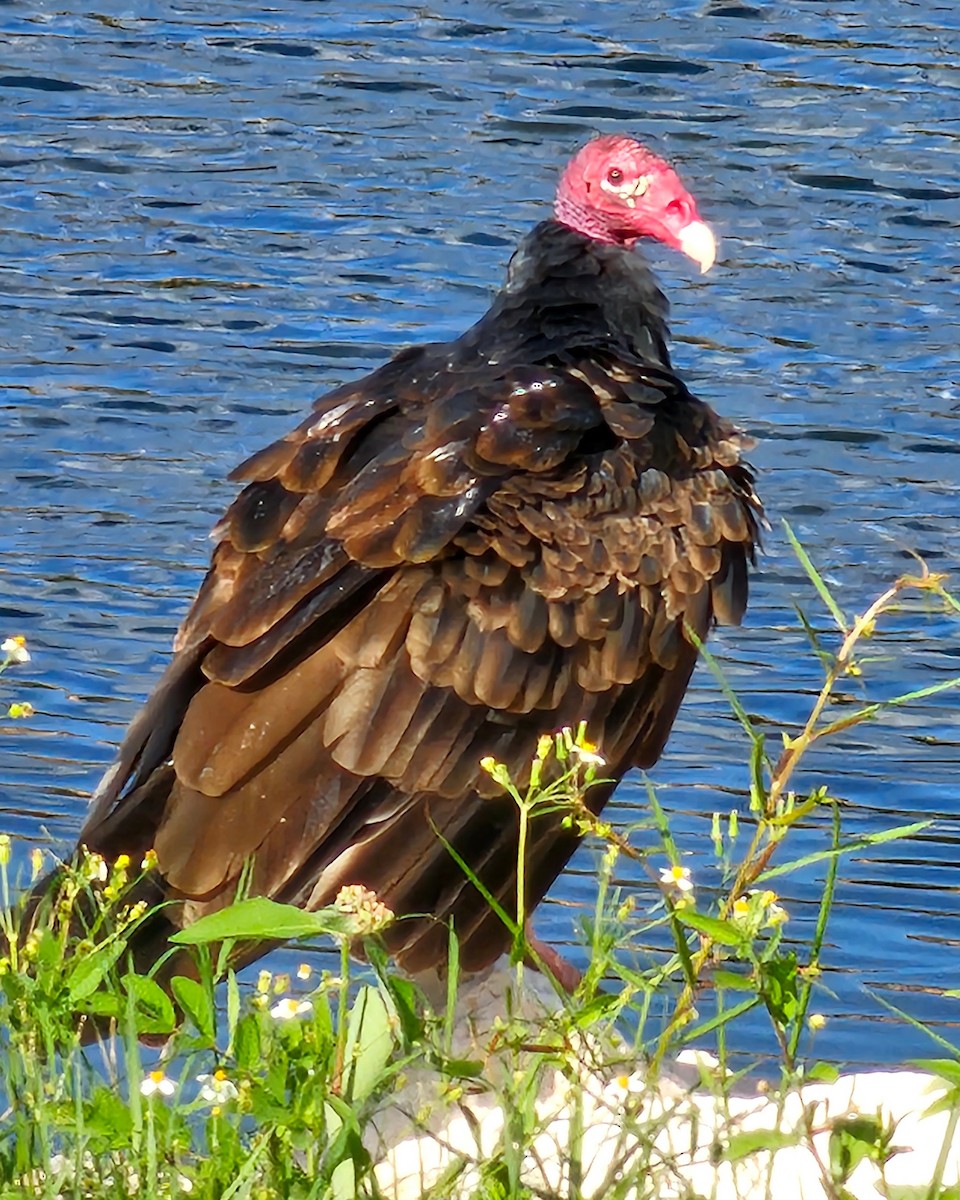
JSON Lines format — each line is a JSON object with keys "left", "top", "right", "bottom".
{"left": 333, "top": 937, "right": 350, "bottom": 1094}
{"left": 654, "top": 571, "right": 937, "bottom": 1067}
{"left": 788, "top": 801, "right": 841, "bottom": 1063}
{"left": 926, "top": 1094, "right": 960, "bottom": 1200}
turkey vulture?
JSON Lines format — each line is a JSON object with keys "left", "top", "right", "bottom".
{"left": 54, "top": 135, "right": 761, "bottom": 982}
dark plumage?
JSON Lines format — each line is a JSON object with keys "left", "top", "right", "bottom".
{"left": 51, "top": 136, "right": 762, "bottom": 981}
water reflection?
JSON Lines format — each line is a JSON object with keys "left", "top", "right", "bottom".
{"left": 1, "top": 0, "right": 958, "bottom": 1065}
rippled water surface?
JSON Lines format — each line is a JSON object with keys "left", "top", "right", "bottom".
{"left": 2, "top": 0, "right": 959, "bottom": 1066}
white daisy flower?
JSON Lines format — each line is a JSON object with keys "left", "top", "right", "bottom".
{"left": 140, "top": 1070, "right": 175, "bottom": 1098}
{"left": 270, "top": 997, "right": 313, "bottom": 1021}
{"left": 2, "top": 636, "right": 30, "bottom": 664}
{"left": 571, "top": 740, "right": 605, "bottom": 766}
{"left": 197, "top": 1069, "right": 239, "bottom": 1105}
{"left": 658, "top": 864, "right": 694, "bottom": 894}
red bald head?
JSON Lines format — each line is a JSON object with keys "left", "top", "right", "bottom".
{"left": 554, "top": 135, "right": 717, "bottom": 272}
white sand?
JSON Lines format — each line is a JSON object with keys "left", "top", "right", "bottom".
{"left": 369, "top": 961, "right": 960, "bottom": 1199}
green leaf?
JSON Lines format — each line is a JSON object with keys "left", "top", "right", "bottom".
{"left": 169, "top": 896, "right": 351, "bottom": 944}
{"left": 713, "top": 970, "right": 755, "bottom": 992}
{"left": 721, "top": 1128, "right": 799, "bottom": 1162}
{"left": 171, "top": 975, "right": 215, "bottom": 1043}
{"left": 432, "top": 1056, "right": 485, "bottom": 1079}
{"left": 912, "top": 1059, "right": 960, "bottom": 1087}
{"left": 757, "top": 821, "right": 932, "bottom": 883}
{"left": 66, "top": 939, "right": 127, "bottom": 1005}
{"left": 684, "top": 627, "right": 762, "bottom": 746}
{"left": 366, "top": 939, "right": 423, "bottom": 1045}
{"left": 383, "top": 975, "right": 422, "bottom": 1046}
{"left": 569, "top": 991, "right": 624, "bottom": 1025}
{"left": 226, "top": 969, "right": 241, "bottom": 1052}
{"left": 807, "top": 1061, "right": 840, "bottom": 1084}
{"left": 85, "top": 1086, "right": 134, "bottom": 1142}
{"left": 748, "top": 732, "right": 767, "bottom": 813}
{"left": 122, "top": 973, "right": 176, "bottom": 1035}
{"left": 920, "top": 1089, "right": 960, "bottom": 1119}
{"left": 341, "top": 984, "right": 396, "bottom": 1106}
{"left": 234, "top": 1013, "right": 262, "bottom": 1073}
{"left": 759, "top": 953, "right": 799, "bottom": 1028}
{"left": 322, "top": 1097, "right": 367, "bottom": 1200}
{"left": 784, "top": 520, "right": 848, "bottom": 632}
{"left": 828, "top": 1115, "right": 888, "bottom": 1184}
{"left": 679, "top": 996, "right": 760, "bottom": 1044}
{"left": 81, "top": 992, "right": 125, "bottom": 1022}
{"left": 677, "top": 910, "right": 746, "bottom": 947}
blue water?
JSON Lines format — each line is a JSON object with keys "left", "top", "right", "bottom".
{"left": 1, "top": 0, "right": 959, "bottom": 1067}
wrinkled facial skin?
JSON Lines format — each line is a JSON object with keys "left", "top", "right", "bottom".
{"left": 556, "top": 136, "right": 717, "bottom": 272}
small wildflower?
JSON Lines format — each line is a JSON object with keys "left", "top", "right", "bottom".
{"left": 808, "top": 1013, "right": 827, "bottom": 1032}
{"left": 732, "top": 896, "right": 751, "bottom": 920}
{"left": 2, "top": 636, "right": 30, "bottom": 664}
{"left": 0, "top": 835, "right": 10, "bottom": 866}
{"left": 197, "top": 1069, "right": 239, "bottom": 1105}
{"left": 30, "top": 847, "right": 44, "bottom": 881}
{"left": 535, "top": 733, "right": 554, "bottom": 761}
{"left": 83, "top": 853, "right": 108, "bottom": 884}
{"left": 141, "top": 849, "right": 158, "bottom": 871}
{"left": 270, "top": 997, "right": 313, "bottom": 1021}
{"left": 272, "top": 973, "right": 291, "bottom": 995}
{"left": 659, "top": 864, "right": 694, "bottom": 894}
{"left": 114, "top": 854, "right": 131, "bottom": 872}
{"left": 616, "top": 895, "right": 636, "bottom": 922}
{"left": 297, "top": 963, "right": 312, "bottom": 982}
{"left": 140, "top": 1070, "right": 175, "bottom": 1098}
{"left": 8, "top": 701, "right": 34, "bottom": 719}
{"left": 334, "top": 884, "right": 395, "bottom": 935}
{"left": 748, "top": 888, "right": 788, "bottom": 926}
{"left": 606, "top": 1071, "right": 645, "bottom": 1106}
{"left": 256, "top": 970, "right": 273, "bottom": 995}
{"left": 767, "top": 901, "right": 789, "bottom": 926}
{"left": 571, "top": 740, "right": 605, "bottom": 767}
{"left": 119, "top": 900, "right": 148, "bottom": 925}
{"left": 479, "top": 755, "right": 512, "bottom": 789}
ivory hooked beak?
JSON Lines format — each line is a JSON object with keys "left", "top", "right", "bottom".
{"left": 677, "top": 220, "right": 717, "bottom": 274}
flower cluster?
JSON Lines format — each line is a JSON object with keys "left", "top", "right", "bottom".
{"left": 269, "top": 997, "right": 314, "bottom": 1021}
{"left": 333, "top": 884, "right": 394, "bottom": 936}
{"left": 731, "top": 888, "right": 789, "bottom": 930}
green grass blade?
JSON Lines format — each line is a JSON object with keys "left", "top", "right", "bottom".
{"left": 685, "top": 626, "right": 764, "bottom": 747}
{"left": 783, "top": 520, "right": 848, "bottom": 633}
{"left": 756, "top": 820, "right": 932, "bottom": 882}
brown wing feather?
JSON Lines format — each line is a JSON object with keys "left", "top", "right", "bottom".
{"left": 74, "top": 345, "right": 760, "bottom": 980}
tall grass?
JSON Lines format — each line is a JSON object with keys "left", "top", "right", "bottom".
{"left": 2, "top": 530, "right": 960, "bottom": 1199}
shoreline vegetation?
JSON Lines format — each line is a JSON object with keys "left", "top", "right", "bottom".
{"left": 2, "top": 529, "right": 960, "bottom": 1199}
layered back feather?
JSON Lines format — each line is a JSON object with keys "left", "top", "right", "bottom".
{"left": 63, "top": 218, "right": 761, "bottom": 978}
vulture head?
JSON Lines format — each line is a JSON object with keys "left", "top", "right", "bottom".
{"left": 555, "top": 134, "right": 717, "bottom": 272}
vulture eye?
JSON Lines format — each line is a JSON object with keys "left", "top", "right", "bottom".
{"left": 606, "top": 168, "right": 624, "bottom": 185}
